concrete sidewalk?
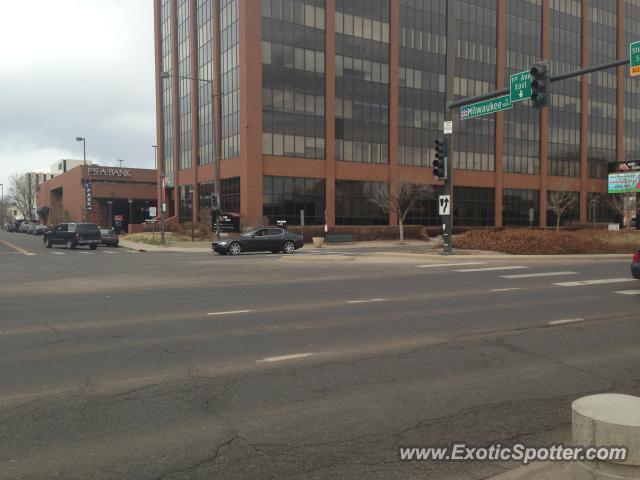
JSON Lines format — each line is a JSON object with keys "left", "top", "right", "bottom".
{"left": 486, "top": 462, "right": 571, "bottom": 479}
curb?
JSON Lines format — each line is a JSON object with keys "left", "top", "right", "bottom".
{"left": 280, "top": 254, "right": 356, "bottom": 263}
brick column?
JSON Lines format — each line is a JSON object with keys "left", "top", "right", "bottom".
{"left": 539, "top": 0, "right": 550, "bottom": 227}
{"left": 579, "top": 0, "right": 589, "bottom": 224}
{"left": 494, "top": 0, "right": 506, "bottom": 227}
{"left": 325, "top": 0, "right": 336, "bottom": 227}
{"left": 617, "top": 0, "right": 625, "bottom": 163}
{"left": 189, "top": 0, "right": 199, "bottom": 224}
{"left": 388, "top": 0, "right": 400, "bottom": 227}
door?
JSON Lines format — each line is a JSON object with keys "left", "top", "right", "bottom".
{"left": 248, "top": 229, "right": 271, "bottom": 252}
{"left": 266, "top": 228, "right": 285, "bottom": 250}
{"left": 52, "top": 224, "right": 68, "bottom": 243}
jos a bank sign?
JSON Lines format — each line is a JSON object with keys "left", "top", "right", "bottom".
{"left": 87, "top": 167, "right": 133, "bottom": 178}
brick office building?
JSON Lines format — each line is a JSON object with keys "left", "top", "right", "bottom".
{"left": 154, "top": 0, "right": 639, "bottom": 230}
{"left": 37, "top": 166, "right": 158, "bottom": 229}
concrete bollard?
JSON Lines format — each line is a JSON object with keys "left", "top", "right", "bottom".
{"left": 572, "top": 393, "right": 640, "bottom": 479}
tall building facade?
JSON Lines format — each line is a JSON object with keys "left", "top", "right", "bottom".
{"left": 154, "top": 0, "right": 639, "bottom": 230}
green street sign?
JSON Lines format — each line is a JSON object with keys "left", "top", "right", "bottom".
{"left": 460, "top": 95, "right": 512, "bottom": 121}
{"left": 630, "top": 41, "right": 640, "bottom": 77}
{"left": 510, "top": 70, "right": 532, "bottom": 102}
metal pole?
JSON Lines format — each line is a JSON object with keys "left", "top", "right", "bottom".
{"left": 83, "top": 139, "right": 87, "bottom": 222}
{"left": 27, "top": 173, "right": 32, "bottom": 222}
{"left": 129, "top": 199, "right": 133, "bottom": 234}
{"left": 160, "top": 173, "right": 166, "bottom": 245}
{"left": 442, "top": 0, "right": 456, "bottom": 255}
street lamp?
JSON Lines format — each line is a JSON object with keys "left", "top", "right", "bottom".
{"left": 0, "top": 183, "right": 3, "bottom": 229}
{"left": 160, "top": 71, "right": 221, "bottom": 239}
{"left": 75, "top": 136, "right": 87, "bottom": 222}
{"left": 152, "top": 145, "right": 165, "bottom": 245}
{"left": 117, "top": 158, "right": 124, "bottom": 168}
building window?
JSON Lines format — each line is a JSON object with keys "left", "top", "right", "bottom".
{"left": 398, "top": 0, "right": 446, "bottom": 167}
{"left": 161, "top": 0, "right": 174, "bottom": 174}
{"left": 335, "top": 0, "right": 390, "bottom": 164}
{"left": 587, "top": 192, "right": 616, "bottom": 224}
{"left": 404, "top": 185, "right": 444, "bottom": 226}
{"left": 197, "top": 0, "right": 216, "bottom": 165}
{"left": 335, "top": 180, "right": 388, "bottom": 225}
{"left": 198, "top": 181, "right": 215, "bottom": 210}
{"left": 263, "top": 176, "right": 326, "bottom": 225}
{"left": 454, "top": 187, "right": 495, "bottom": 226}
{"left": 547, "top": 191, "right": 580, "bottom": 227}
{"left": 624, "top": 1, "right": 640, "bottom": 162}
{"left": 178, "top": 0, "right": 193, "bottom": 170}
{"left": 261, "top": 0, "right": 326, "bottom": 159}
{"left": 221, "top": 177, "right": 240, "bottom": 212}
{"left": 502, "top": 188, "right": 540, "bottom": 227}
{"left": 220, "top": 0, "right": 240, "bottom": 159}
{"left": 179, "top": 185, "right": 193, "bottom": 222}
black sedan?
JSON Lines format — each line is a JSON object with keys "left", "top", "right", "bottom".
{"left": 213, "top": 228, "right": 303, "bottom": 255}
{"left": 632, "top": 249, "right": 640, "bottom": 279}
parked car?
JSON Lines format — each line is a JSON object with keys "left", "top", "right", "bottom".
{"left": 632, "top": 249, "right": 640, "bottom": 279}
{"left": 212, "top": 228, "right": 303, "bottom": 255}
{"left": 19, "top": 222, "right": 31, "bottom": 233}
{"left": 6, "top": 223, "right": 16, "bottom": 232}
{"left": 9, "top": 220, "right": 24, "bottom": 232}
{"left": 99, "top": 228, "right": 119, "bottom": 247}
{"left": 33, "top": 225, "right": 48, "bottom": 235}
{"left": 44, "top": 223, "right": 101, "bottom": 250}
{"left": 26, "top": 223, "right": 36, "bottom": 234}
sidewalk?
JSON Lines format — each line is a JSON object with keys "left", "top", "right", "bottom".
{"left": 486, "top": 462, "right": 571, "bottom": 479}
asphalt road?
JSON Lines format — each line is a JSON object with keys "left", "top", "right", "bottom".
{"left": 1, "top": 231, "right": 639, "bottom": 480}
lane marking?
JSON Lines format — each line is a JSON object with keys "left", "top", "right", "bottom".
{"left": 0, "top": 239, "right": 31, "bottom": 255}
{"left": 52, "top": 252, "right": 66, "bottom": 255}
{"left": 500, "top": 271, "right": 577, "bottom": 279}
{"left": 257, "top": 353, "right": 314, "bottom": 363}
{"left": 490, "top": 288, "right": 521, "bottom": 292}
{"left": 103, "top": 251, "right": 117, "bottom": 254}
{"left": 455, "top": 266, "right": 529, "bottom": 273}
{"left": 548, "top": 318, "right": 586, "bottom": 326}
{"left": 207, "top": 309, "right": 254, "bottom": 316}
{"left": 554, "top": 278, "right": 636, "bottom": 287}
{"left": 346, "top": 298, "right": 389, "bottom": 304}
{"left": 79, "top": 252, "right": 95, "bottom": 255}
{"left": 614, "top": 290, "right": 640, "bottom": 296}
{"left": 416, "top": 262, "right": 486, "bottom": 268}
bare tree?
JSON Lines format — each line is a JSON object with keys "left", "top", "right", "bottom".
{"left": 607, "top": 193, "right": 636, "bottom": 227}
{"left": 548, "top": 189, "right": 578, "bottom": 231}
{"left": 373, "top": 177, "right": 433, "bottom": 243}
{"left": 8, "top": 173, "right": 36, "bottom": 220}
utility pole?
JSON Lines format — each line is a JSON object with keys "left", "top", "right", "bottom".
{"left": 442, "top": 0, "right": 456, "bottom": 255}
{"left": 27, "top": 173, "right": 32, "bottom": 221}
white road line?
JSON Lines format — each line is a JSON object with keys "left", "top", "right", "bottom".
{"left": 52, "top": 252, "right": 66, "bottom": 255}
{"left": 24, "top": 253, "right": 37, "bottom": 256}
{"left": 548, "top": 318, "right": 586, "bottom": 326}
{"left": 455, "top": 266, "right": 529, "bottom": 273}
{"left": 103, "top": 251, "right": 117, "bottom": 254}
{"left": 346, "top": 298, "right": 389, "bottom": 304}
{"left": 416, "top": 262, "right": 486, "bottom": 268}
{"left": 207, "top": 309, "right": 254, "bottom": 316}
{"left": 500, "top": 271, "right": 577, "bottom": 279}
{"left": 553, "top": 278, "right": 636, "bottom": 287}
{"left": 490, "top": 288, "right": 521, "bottom": 292}
{"left": 614, "top": 290, "right": 640, "bottom": 296}
{"left": 257, "top": 353, "right": 314, "bottom": 363}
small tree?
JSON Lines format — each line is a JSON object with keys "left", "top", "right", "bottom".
{"left": 607, "top": 193, "right": 636, "bottom": 227}
{"left": 373, "top": 177, "right": 433, "bottom": 243}
{"left": 8, "top": 173, "right": 37, "bottom": 220}
{"left": 548, "top": 190, "right": 577, "bottom": 231}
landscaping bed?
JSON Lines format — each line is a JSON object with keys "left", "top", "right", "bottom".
{"left": 452, "top": 229, "right": 640, "bottom": 255}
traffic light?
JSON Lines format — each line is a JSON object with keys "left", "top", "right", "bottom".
{"left": 530, "top": 62, "right": 550, "bottom": 108}
{"left": 432, "top": 136, "right": 448, "bottom": 180}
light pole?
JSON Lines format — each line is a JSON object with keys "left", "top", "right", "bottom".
{"left": 117, "top": 159, "right": 124, "bottom": 168}
{"left": 160, "top": 71, "right": 221, "bottom": 239}
{"left": 75, "top": 136, "right": 87, "bottom": 222}
{"left": 152, "top": 145, "right": 165, "bottom": 245}
{"left": 0, "top": 183, "right": 3, "bottom": 229}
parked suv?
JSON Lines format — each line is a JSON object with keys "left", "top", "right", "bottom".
{"left": 44, "top": 223, "right": 101, "bottom": 250}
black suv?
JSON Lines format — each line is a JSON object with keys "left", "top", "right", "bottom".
{"left": 44, "top": 223, "right": 101, "bottom": 250}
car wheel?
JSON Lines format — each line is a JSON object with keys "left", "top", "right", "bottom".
{"left": 90, "top": 244, "right": 98, "bottom": 250}
{"left": 283, "top": 240, "right": 295, "bottom": 254}
{"left": 66, "top": 239, "right": 74, "bottom": 250}
{"left": 228, "top": 242, "right": 242, "bottom": 256}
{"left": 45, "top": 238, "right": 52, "bottom": 248}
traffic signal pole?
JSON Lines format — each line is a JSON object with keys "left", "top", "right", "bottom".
{"left": 442, "top": 0, "right": 456, "bottom": 255}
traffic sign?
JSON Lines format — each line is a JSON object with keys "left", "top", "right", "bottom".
{"left": 438, "top": 195, "right": 451, "bottom": 216}
{"left": 510, "top": 70, "right": 532, "bottom": 102}
{"left": 460, "top": 95, "right": 512, "bottom": 121}
{"left": 631, "top": 41, "right": 640, "bottom": 77}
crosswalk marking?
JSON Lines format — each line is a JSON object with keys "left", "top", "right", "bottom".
{"left": 346, "top": 298, "right": 389, "bottom": 304}
{"left": 500, "top": 271, "right": 577, "bottom": 279}
{"left": 455, "top": 266, "right": 528, "bottom": 273}
{"left": 416, "top": 262, "right": 486, "bottom": 268}
{"left": 554, "top": 278, "right": 636, "bottom": 287}
{"left": 548, "top": 318, "right": 585, "bottom": 326}
{"left": 491, "top": 288, "right": 521, "bottom": 292}
{"left": 614, "top": 289, "right": 640, "bottom": 296}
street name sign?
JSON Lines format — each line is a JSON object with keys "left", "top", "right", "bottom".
{"left": 438, "top": 195, "right": 451, "bottom": 216}
{"left": 460, "top": 95, "right": 512, "bottom": 121}
{"left": 510, "top": 70, "right": 532, "bottom": 102}
{"left": 631, "top": 41, "right": 640, "bottom": 77}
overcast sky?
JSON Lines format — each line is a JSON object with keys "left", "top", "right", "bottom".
{"left": 0, "top": 0, "right": 156, "bottom": 193}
